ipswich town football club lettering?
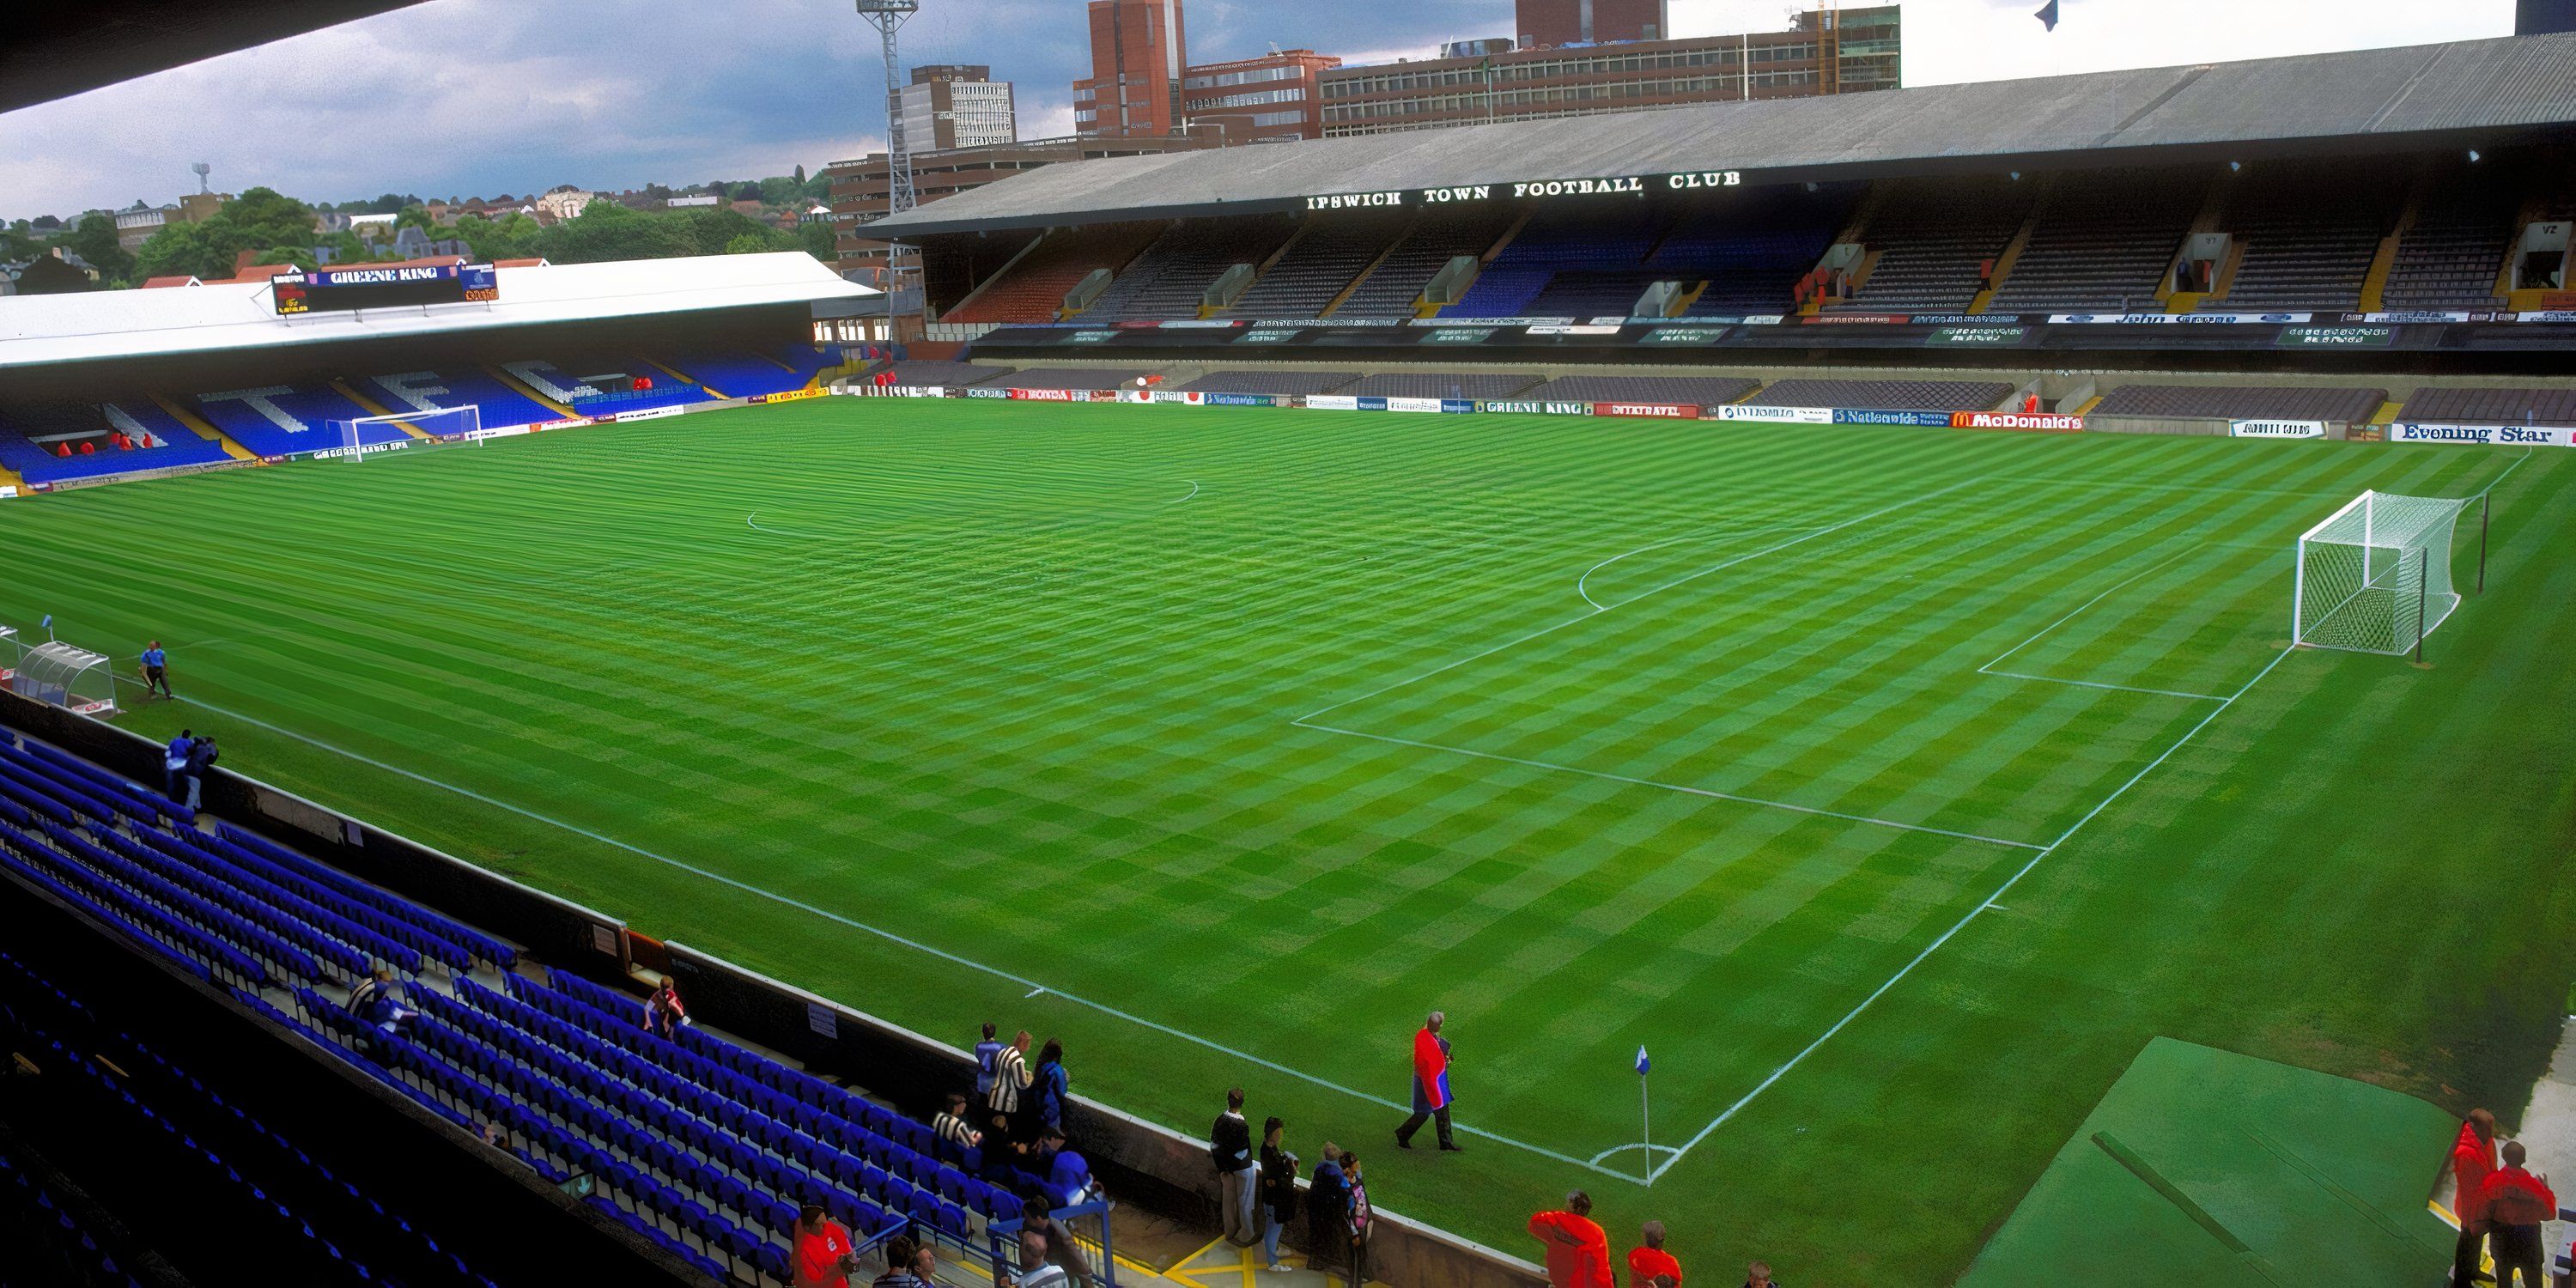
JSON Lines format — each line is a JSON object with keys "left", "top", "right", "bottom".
{"left": 1306, "top": 171, "right": 1740, "bottom": 211}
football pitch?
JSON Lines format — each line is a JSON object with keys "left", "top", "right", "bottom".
{"left": 5, "top": 398, "right": 2572, "bottom": 1285}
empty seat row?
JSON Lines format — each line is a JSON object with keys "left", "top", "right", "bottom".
{"left": 1520, "top": 374, "right": 1760, "bottom": 406}
{"left": 1750, "top": 379, "right": 2012, "bottom": 412}
{"left": 2091, "top": 383, "right": 2388, "bottom": 422}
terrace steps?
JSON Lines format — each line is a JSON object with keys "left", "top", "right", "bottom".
{"left": 329, "top": 380, "right": 430, "bottom": 436}
{"left": 486, "top": 366, "right": 577, "bottom": 418}
{"left": 147, "top": 394, "right": 257, "bottom": 460}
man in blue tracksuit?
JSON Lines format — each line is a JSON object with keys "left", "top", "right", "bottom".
{"left": 138, "top": 641, "right": 172, "bottom": 698}
{"left": 163, "top": 729, "right": 193, "bottom": 799}
{"left": 183, "top": 734, "right": 217, "bottom": 810}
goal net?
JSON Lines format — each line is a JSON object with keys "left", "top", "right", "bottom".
{"left": 2293, "top": 490, "right": 2472, "bottom": 655}
{"left": 321, "top": 404, "right": 481, "bottom": 459}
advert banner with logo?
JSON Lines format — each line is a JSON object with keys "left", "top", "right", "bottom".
{"left": 2229, "top": 419, "right": 2327, "bottom": 439}
{"left": 2390, "top": 422, "right": 2576, "bottom": 447}
{"left": 1593, "top": 403, "right": 1698, "bottom": 419}
{"left": 1716, "top": 405, "right": 1834, "bottom": 424}
{"left": 1953, "top": 411, "right": 2085, "bottom": 432}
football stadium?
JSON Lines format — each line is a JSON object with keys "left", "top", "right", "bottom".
{"left": 2, "top": 8, "right": 2573, "bottom": 1288}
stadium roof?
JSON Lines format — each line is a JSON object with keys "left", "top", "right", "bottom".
{"left": 7, "top": 1, "right": 431, "bottom": 113}
{"left": 869, "top": 33, "right": 2576, "bottom": 238}
{"left": 0, "top": 252, "right": 871, "bottom": 372}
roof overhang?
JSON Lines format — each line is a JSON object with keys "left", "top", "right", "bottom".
{"left": 869, "top": 33, "right": 2576, "bottom": 240}
{"left": 0, "top": 253, "right": 873, "bottom": 372}
{"left": 6, "top": 1, "right": 433, "bottom": 113}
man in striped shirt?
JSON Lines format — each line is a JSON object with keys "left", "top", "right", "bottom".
{"left": 987, "top": 1030, "right": 1034, "bottom": 1142}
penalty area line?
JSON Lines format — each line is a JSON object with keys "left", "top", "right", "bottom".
{"left": 1641, "top": 643, "right": 2296, "bottom": 1183}
{"left": 156, "top": 690, "right": 1628, "bottom": 1181}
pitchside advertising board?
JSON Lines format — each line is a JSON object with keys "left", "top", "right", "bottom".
{"left": 273, "top": 263, "right": 498, "bottom": 315}
{"left": 2391, "top": 422, "right": 2576, "bottom": 447}
{"left": 2230, "top": 419, "right": 2327, "bottom": 439}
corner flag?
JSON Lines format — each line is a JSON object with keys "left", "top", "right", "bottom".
{"left": 1634, "top": 1046, "right": 1650, "bottom": 1076}
{"left": 2035, "top": 0, "right": 2059, "bottom": 31}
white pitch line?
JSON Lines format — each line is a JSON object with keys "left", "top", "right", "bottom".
{"left": 1575, "top": 524, "right": 1808, "bottom": 611}
{"left": 1642, "top": 643, "right": 2297, "bottom": 1183}
{"left": 1294, "top": 720, "right": 2044, "bottom": 851}
{"left": 744, "top": 478, "right": 1199, "bottom": 544}
{"left": 155, "top": 690, "right": 1629, "bottom": 1180}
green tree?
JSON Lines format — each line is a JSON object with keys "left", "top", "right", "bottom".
{"left": 210, "top": 186, "right": 319, "bottom": 252}
{"left": 133, "top": 221, "right": 230, "bottom": 280}
{"left": 792, "top": 163, "right": 806, "bottom": 186}
{"left": 60, "top": 213, "right": 137, "bottom": 284}
{"left": 252, "top": 246, "right": 317, "bottom": 270}
{"left": 797, "top": 220, "right": 835, "bottom": 263}
{"left": 723, "top": 232, "right": 773, "bottom": 255}
{"left": 536, "top": 200, "right": 696, "bottom": 264}
{"left": 394, "top": 204, "right": 434, "bottom": 234}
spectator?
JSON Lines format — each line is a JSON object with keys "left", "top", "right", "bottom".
{"left": 1396, "top": 1011, "right": 1458, "bottom": 1151}
{"left": 346, "top": 968, "right": 415, "bottom": 1048}
{"left": 2451, "top": 1108, "right": 2496, "bottom": 1286}
{"left": 138, "top": 641, "right": 172, "bottom": 699}
{"left": 987, "top": 1030, "right": 1033, "bottom": 1140}
{"left": 1305, "top": 1144, "right": 1349, "bottom": 1278}
{"left": 935, "top": 1092, "right": 984, "bottom": 1160}
{"left": 1021, "top": 1195, "right": 1097, "bottom": 1288}
{"left": 1018, "top": 1227, "right": 1072, "bottom": 1288}
{"left": 872, "top": 1236, "right": 927, "bottom": 1288}
{"left": 1528, "top": 1192, "right": 1614, "bottom": 1288}
{"left": 163, "top": 729, "right": 194, "bottom": 799}
{"left": 2478, "top": 1139, "right": 2555, "bottom": 1288}
{"left": 1212, "top": 1088, "right": 1257, "bottom": 1246}
{"left": 793, "top": 1201, "right": 858, "bottom": 1288}
{"left": 1627, "top": 1221, "right": 1681, "bottom": 1288}
{"left": 1344, "top": 1151, "right": 1374, "bottom": 1288}
{"left": 643, "top": 979, "right": 687, "bottom": 1039}
{"left": 182, "top": 733, "right": 218, "bottom": 810}
{"left": 1741, "top": 1261, "right": 1777, "bottom": 1288}
{"left": 975, "top": 1022, "right": 1005, "bottom": 1102}
{"left": 1048, "top": 1133, "right": 1100, "bottom": 1209}
{"left": 1258, "top": 1116, "right": 1298, "bottom": 1272}
{"left": 1034, "top": 1037, "right": 1070, "bottom": 1134}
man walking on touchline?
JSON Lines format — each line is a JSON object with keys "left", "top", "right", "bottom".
{"left": 1396, "top": 1011, "right": 1459, "bottom": 1151}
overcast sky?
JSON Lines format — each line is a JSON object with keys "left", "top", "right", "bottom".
{"left": 0, "top": 0, "right": 2516, "bottom": 220}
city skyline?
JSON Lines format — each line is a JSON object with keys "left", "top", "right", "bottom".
{"left": 0, "top": 0, "right": 2517, "bottom": 220}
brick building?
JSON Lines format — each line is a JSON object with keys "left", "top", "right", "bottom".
{"left": 1181, "top": 50, "right": 1342, "bottom": 142}
{"left": 1072, "top": 0, "right": 1188, "bottom": 138}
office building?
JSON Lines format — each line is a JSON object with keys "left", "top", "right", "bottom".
{"left": 1516, "top": 0, "right": 1668, "bottom": 47}
{"left": 1181, "top": 50, "right": 1341, "bottom": 143}
{"left": 900, "top": 65, "right": 1018, "bottom": 151}
{"left": 1073, "top": 0, "right": 1188, "bottom": 137}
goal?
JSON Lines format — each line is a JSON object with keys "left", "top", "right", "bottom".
{"left": 2293, "top": 490, "right": 2486, "bottom": 659}
{"left": 320, "top": 404, "right": 481, "bottom": 459}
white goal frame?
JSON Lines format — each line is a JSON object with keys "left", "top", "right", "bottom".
{"left": 2292, "top": 489, "right": 2487, "bottom": 660}
{"left": 321, "top": 404, "right": 482, "bottom": 460}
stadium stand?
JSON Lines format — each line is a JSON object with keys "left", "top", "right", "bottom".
{"left": 879, "top": 361, "right": 1015, "bottom": 387}
{"left": 1003, "top": 368, "right": 1162, "bottom": 391}
{"left": 1986, "top": 168, "right": 2208, "bottom": 313}
{"left": 0, "top": 727, "right": 1024, "bottom": 1288}
{"left": 1080, "top": 217, "right": 1298, "bottom": 320}
{"left": 0, "top": 948, "right": 505, "bottom": 1286}
{"left": 1750, "top": 378, "right": 2012, "bottom": 411}
{"left": 1169, "top": 370, "right": 1358, "bottom": 395}
{"left": 2208, "top": 161, "right": 2402, "bottom": 312}
{"left": 1341, "top": 371, "right": 1542, "bottom": 399}
{"left": 1661, "top": 184, "right": 1862, "bottom": 317}
{"left": 191, "top": 383, "right": 398, "bottom": 457}
{"left": 660, "top": 350, "right": 821, "bottom": 399}
{"left": 1447, "top": 204, "right": 1669, "bottom": 318}
{"left": 0, "top": 1124, "right": 178, "bottom": 1288}
{"left": 2090, "top": 383, "right": 2389, "bottom": 422}
{"left": 2383, "top": 168, "right": 2522, "bottom": 310}
{"left": 944, "top": 223, "right": 1167, "bottom": 324}
{"left": 368, "top": 368, "right": 561, "bottom": 428}
{"left": 1218, "top": 212, "right": 1411, "bottom": 319}
{"left": 1519, "top": 374, "right": 1761, "bottom": 405}
{"left": 1334, "top": 209, "right": 1519, "bottom": 318}
{"left": 2397, "top": 386, "right": 2576, "bottom": 425}
{"left": 771, "top": 343, "right": 844, "bottom": 381}
{"left": 1828, "top": 176, "right": 2036, "bottom": 314}
{"left": 0, "top": 400, "right": 231, "bottom": 484}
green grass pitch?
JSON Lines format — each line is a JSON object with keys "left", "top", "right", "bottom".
{"left": 4, "top": 398, "right": 2571, "bottom": 1285}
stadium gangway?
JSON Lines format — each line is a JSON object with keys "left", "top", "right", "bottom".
{"left": 985, "top": 1197, "right": 1120, "bottom": 1288}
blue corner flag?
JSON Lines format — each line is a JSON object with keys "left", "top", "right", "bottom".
{"left": 1634, "top": 1046, "right": 1651, "bottom": 1076}
{"left": 2035, "top": 0, "right": 2059, "bottom": 31}
{"left": 39, "top": 615, "right": 51, "bottom": 628}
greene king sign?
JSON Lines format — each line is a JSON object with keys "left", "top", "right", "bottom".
{"left": 1304, "top": 170, "right": 1741, "bottom": 211}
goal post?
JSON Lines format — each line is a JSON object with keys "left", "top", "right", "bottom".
{"left": 2293, "top": 490, "right": 2479, "bottom": 659}
{"left": 321, "top": 404, "right": 482, "bottom": 459}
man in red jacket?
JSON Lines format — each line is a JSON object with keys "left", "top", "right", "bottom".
{"left": 2451, "top": 1109, "right": 2497, "bottom": 1285}
{"left": 2476, "top": 1140, "right": 2555, "bottom": 1288}
{"left": 1396, "top": 1011, "right": 1459, "bottom": 1151}
{"left": 1528, "top": 1191, "right": 1614, "bottom": 1288}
